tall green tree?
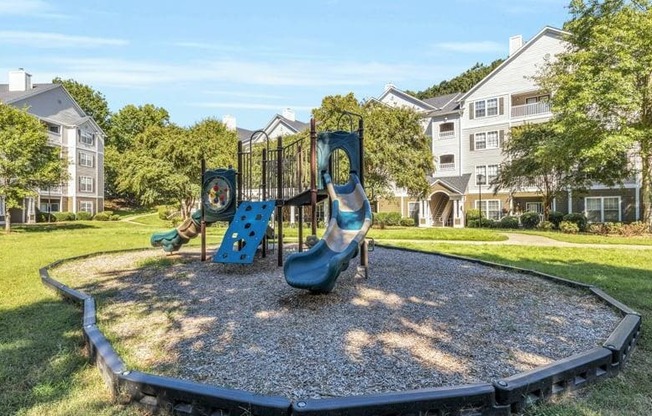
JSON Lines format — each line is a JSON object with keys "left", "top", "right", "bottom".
{"left": 52, "top": 77, "right": 111, "bottom": 132}
{"left": 538, "top": 0, "right": 652, "bottom": 226}
{"left": 0, "top": 105, "right": 67, "bottom": 233}
{"left": 493, "top": 123, "right": 580, "bottom": 219}
{"left": 312, "top": 93, "right": 433, "bottom": 200}
{"left": 116, "top": 119, "right": 237, "bottom": 218}
{"left": 408, "top": 59, "right": 504, "bottom": 99}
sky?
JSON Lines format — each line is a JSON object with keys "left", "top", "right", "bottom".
{"left": 0, "top": 0, "right": 572, "bottom": 130}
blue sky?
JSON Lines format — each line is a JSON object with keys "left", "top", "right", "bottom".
{"left": 1, "top": 0, "right": 571, "bottom": 130}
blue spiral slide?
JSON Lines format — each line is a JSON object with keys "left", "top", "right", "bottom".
{"left": 284, "top": 173, "right": 372, "bottom": 293}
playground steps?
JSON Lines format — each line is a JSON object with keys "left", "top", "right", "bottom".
{"left": 212, "top": 201, "right": 276, "bottom": 264}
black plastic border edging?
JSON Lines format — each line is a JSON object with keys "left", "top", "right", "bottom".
{"left": 41, "top": 246, "right": 642, "bottom": 416}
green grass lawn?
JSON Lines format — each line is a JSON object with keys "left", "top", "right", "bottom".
{"left": 1, "top": 221, "right": 650, "bottom": 415}
{"left": 513, "top": 229, "right": 652, "bottom": 246}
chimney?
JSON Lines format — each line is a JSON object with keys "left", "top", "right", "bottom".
{"left": 509, "top": 35, "right": 523, "bottom": 56}
{"left": 8, "top": 69, "right": 32, "bottom": 92}
{"left": 222, "top": 115, "right": 236, "bottom": 131}
{"left": 282, "top": 108, "right": 295, "bottom": 122}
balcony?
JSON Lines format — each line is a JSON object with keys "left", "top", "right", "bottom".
{"left": 438, "top": 130, "right": 455, "bottom": 140}
{"left": 511, "top": 101, "right": 551, "bottom": 119}
{"left": 39, "top": 186, "right": 62, "bottom": 195}
{"left": 439, "top": 163, "right": 455, "bottom": 171}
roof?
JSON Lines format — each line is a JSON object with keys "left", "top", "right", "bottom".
{"left": 0, "top": 83, "right": 60, "bottom": 104}
{"left": 428, "top": 173, "right": 472, "bottom": 195}
{"left": 424, "top": 92, "right": 463, "bottom": 116}
{"left": 236, "top": 127, "right": 254, "bottom": 142}
{"left": 376, "top": 85, "right": 436, "bottom": 111}
{"left": 458, "top": 26, "right": 567, "bottom": 102}
{"left": 262, "top": 113, "right": 309, "bottom": 138}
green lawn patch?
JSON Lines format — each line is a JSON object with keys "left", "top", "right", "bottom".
{"left": 515, "top": 230, "right": 652, "bottom": 246}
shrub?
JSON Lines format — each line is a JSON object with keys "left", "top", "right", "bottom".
{"left": 76, "top": 211, "right": 92, "bottom": 220}
{"left": 54, "top": 211, "right": 75, "bottom": 221}
{"left": 618, "top": 221, "right": 649, "bottom": 237}
{"left": 466, "top": 208, "right": 481, "bottom": 221}
{"left": 373, "top": 212, "right": 402, "bottom": 227}
{"left": 604, "top": 222, "right": 623, "bottom": 235}
{"left": 468, "top": 218, "right": 495, "bottom": 228}
{"left": 547, "top": 211, "right": 564, "bottom": 229}
{"left": 497, "top": 216, "right": 519, "bottom": 229}
{"left": 520, "top": 211, "right": 541, "bottom": 229}
{"left": 110, "top": 214, "right": 121, "bottom": 221}
{"left": 158, "top": 205, "right": 178, "bottom": 220}
{"left": 560, "top": 220, "right": 579, "bottom": 234}
{"left": 563, "top": 212, "right": 588, "bottom": 232}
{"left": 400, "top": 217, "right": 416, "bottom": 227}
{"left": 36, "top": 210, "right": 57, "bottom": 223}
{"left": 539, "top": 221, "right": 554, "bottom": 231}
{"left": 588, "top": 223, "right": 605, "bottom": 235}
{"left": 93, "top": 212, "right": 111, "bottom": 221}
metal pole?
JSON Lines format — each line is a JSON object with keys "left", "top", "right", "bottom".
{"left": 237, "top": 141, "right": 243, "bottom": 207}
{"left": 310, "top": 118, "right": 317, "bottom": 236}
{"left": 358, "top": 117, "right": 367, "bottom": 273}
{"left": 262, "top": 148, "right": 267, "bottom": 258}
{"left": 277, "top": 135, "right": 284, "bottom": 267}
{"left": 200, "top": 158, "right": 206, "bottom": 261}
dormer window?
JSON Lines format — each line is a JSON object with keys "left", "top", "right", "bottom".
{"left": 47, "top": 124, "right": 60, "bottom": 135}
{"left": 79, "top": 131, "right": 94, "bottom": 146}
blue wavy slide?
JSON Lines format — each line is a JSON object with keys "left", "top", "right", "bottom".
{"left": 284, "top": 172, "right": 372, "bottom": 293}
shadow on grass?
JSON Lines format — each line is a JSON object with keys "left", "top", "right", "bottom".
{"left": 13, "top": 223, "right": 98, "bottom": 233}
{"left": 0, "top": 298, "right": 87, "bottom": 414}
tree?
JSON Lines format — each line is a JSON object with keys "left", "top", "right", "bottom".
{"left": 0, "top": 105, "right": 67, "bottom": 233}
{"left": 407, "top": 59, "right": 505, "bottom": 99}
{"left": 116, "top": 119, "right": 238, "bottom": 218}
{"left": 105, "top": 104, "right": 170, "bottom": 200}
{"left": 52, "top": 77, "right": 111, "bottom": 132}
{"left": 312, "top": 93, "right": 433, "bottom": 200}
{"left": 538, "top": 0, "right": 652, "bottom": 226}
{"left": 493, "top": 123, "right": 579, "bottom": 219}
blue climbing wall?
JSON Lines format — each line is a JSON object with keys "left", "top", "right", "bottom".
{"left": 212, "top": 201, "right": 276, "bottom": 264}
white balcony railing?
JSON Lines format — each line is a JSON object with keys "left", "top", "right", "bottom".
{"left": 439, "top": 163, "right": 455, "bottom": 171}
{"left": 511, "top": 101, "right": 551, "bottom": 118}
{"left": 39, "top": 186, "right": 62, "bottom": 195}
{"left": 438, "top": 130, "right": 455, "bottom": 139}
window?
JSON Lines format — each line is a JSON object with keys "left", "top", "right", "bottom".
{"left": 439, "top": 154, "right": 455, "bottom": 170}
{"left": 47, "top": 124, "right": 60, "bottom": 135}
{"left": 40, "top": 199, "right": 60, "bottom": 213}
{"left": 473, "top": 97, "right": 502, "bottom": 119}
{"left": 79, "top": 176, "right": 93, "bottom": 192}
{"left": 525, "top": 95, "right": 550, "bottom": 104}
{"left": 486, "top": 98, "right": 498, "bottom": 116}
{"left": 586, "top": 196, "right": 620, "bottom": 222}
{"left": 408, "top": 202, "right": 419, "bottom": 220}
{"left": 474, "top": 131, "right": 500, "bottom": 150}
{"left": 526, "top": 202, "right": 543, "bottom": 214}
{"left": 80, "top": 201, "right": 93, "bottom": 213}
{"left": 476, "top": 200, "right": 501, "bottom": 220}
{"left": 80, "top": 131, "right": 94, "bottom": 146}
{"left": 79, "top": 151, "right": 94, "bottom": 167}
{"left": 476, "top": 164, "right": 498, "bottom": 185}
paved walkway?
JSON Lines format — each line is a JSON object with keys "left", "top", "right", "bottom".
{"left": 383, "top": 232, "right": 652, "bottom": 250}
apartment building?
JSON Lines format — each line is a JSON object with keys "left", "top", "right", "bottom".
{"left": 377, "top": 26, "right": 642, "bottom": 227}
{"left": 0, "top": 69, "right": 105, "bottom": 224}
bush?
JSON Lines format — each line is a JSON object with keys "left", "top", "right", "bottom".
{"left": 547, "top": 211, "right": 564, "bottom": 229}
{"left": 563, "top": 212, "right": 588, "bottom": 232}
{"left": 466, "top": 208, "right": 481, "bottom": 221}
{"left": 54, "top": 211, "right": 75, "bottom": 221}
{"left": 497, "top": 216, "right": 519, "bottom": 229}
{"left": 110, "top": 214, "right": 121, "bottom": 221}
{"left": 399, "top": 217, "right": 416, "bottom": 227}
{"left": 93, "top": 212, "right": 111, "bottom": 221}
{"left": 619, "top": 221, "right": 649, "bottom": 237}
{"left": 36, "top": 209, "right": 57, "bottom": 223}
{"left": 560, "top": 220, "right": 579, "bottom": 234}
{"left": 539, "top": 220, "right": 554, "bottom": 231}
{"left": 158, "top": 205, "right": 178, "bottom": 221}
{"left": 588, "top": 223, "right": 605, "bottom": 235}
{"left": 373, "top": 212, "right": 402, "bottom": 227}
{"left": 76, "top": 211, "right": 92, "bottom": 220}
{"left": 520, "top": 211, "right": 541, "bottom": 229}
{"left": 467, "top": 218, "right": 495, "bottom": 228}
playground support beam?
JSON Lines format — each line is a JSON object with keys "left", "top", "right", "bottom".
{"left": 357, "top": 117, "right": 368, "bottom": 274}
{"left": 310, "top": 118, "right": 317, "bottom": 237}
{"left": 201, "top": 157, "right": 207, "bottom": 262}
{"left": 277, "top": 135, "right": 284, "bottom": 267}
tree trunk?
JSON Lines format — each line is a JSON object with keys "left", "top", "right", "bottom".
{"left": 4, "top": 207, "right": 11, "bottom": 234}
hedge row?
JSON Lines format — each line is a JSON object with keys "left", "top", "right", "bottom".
{"left": 38, "top": 210, "right": 120, "bottom": 222}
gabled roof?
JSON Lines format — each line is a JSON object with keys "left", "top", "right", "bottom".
{"left": 458, "top": 26, "right": 567, "bottom": 103}
{"left": 424, "top": 92, "right": 463, "bottom": 112}
{"left": 428, "top": 173, "right": 472, "bottom": 195}
{"left": 376, "top": 85, "right": 436, "bottom": 111}
{"left": 262, "top": 113, "right": 309, "bottom": 138}
{"left": 236, "top": 127, "right": 254, "bottom": 142}
{"left": 0, "top": 83, "right": 60, "bottom": 104}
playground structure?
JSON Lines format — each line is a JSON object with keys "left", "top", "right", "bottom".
{"left": 150, "top": 114, "right": 371, "bottom": 291}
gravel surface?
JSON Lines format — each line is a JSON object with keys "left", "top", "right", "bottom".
{"left": 52, "top": 246, "right": 621, "bottom": 401}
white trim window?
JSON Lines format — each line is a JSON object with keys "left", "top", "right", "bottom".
{"left": 474, "top": 131, "right": 500, "bottom": 150}
{"left": 79, "top": 151, "right": 94, "bottom": 167}
{"left": 486, "top": 98, "right": 498, "bottom": 116}
{"left": 439, "top": 122, "right": 455, "bottom": 139}
{"left": 586, "top": 196, "right": 621, "bottom": 222}
{"left": 476, "top": 164, "right": 499, "bottom": 185}
{"left": 80, "top": 201, "right": 93, "bottom": 213}
{"left": 476, "top": 200, "right": 501, "bottom": 220}
{"left": 526, "top": 202, "right": 543, "bottom": 214}
{"left": 47, "top": 124, "right": 61, "bottom": 135}
{"left": 474, "top": 98, "right": 499, "bottom": 118}
{"left": 40, "top": 200, "right": 60, "bottom": 213}
{"left": 79, "top": 176, "right": 93, "bottom": 193}
{"left": 80, "top": 131, "right": 95, "bottom": 146}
